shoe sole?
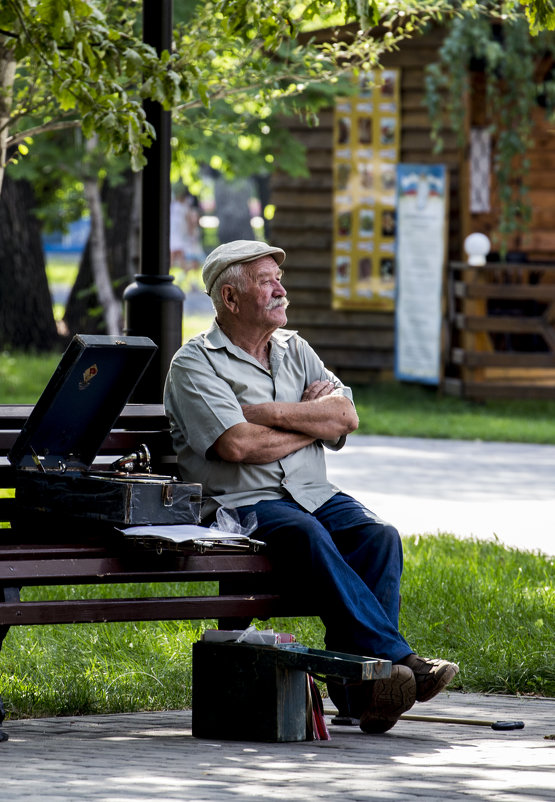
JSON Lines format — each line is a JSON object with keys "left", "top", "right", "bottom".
{"left": 359, "top": 664, "right": 416, "bottom": 733}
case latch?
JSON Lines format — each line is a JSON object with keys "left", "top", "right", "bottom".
{"left": 162, "top": 484, "right": 174, "bottom": 507}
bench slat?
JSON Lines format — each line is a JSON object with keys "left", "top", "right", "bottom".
{"left": 0, "top": 404, "right": 168, "bottom": 430}
{"left": 0, "top": 431, "right": 172, "bottom": 458}
{"left": 0, "top": 544, "right": 120, "bottom": 558}
{"left": 0, "top": 553, "right": 274, "bottom": 584}
{"left": 0, "top": 593, "right": 291, "bottom": 625}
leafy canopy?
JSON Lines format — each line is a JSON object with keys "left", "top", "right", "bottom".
{"left": 1, "top": 1, "right": 553, "bottom": 186}
{"left": 1, "top": 0, "right": 535, "bottom": 171}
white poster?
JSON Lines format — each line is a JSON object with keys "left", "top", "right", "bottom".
{"left": 394, "top": 164, "right": 448, "bottom": 384}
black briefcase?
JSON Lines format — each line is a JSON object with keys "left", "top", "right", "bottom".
{"left": 8, "top": 334, "right": 201, "bottom": 526}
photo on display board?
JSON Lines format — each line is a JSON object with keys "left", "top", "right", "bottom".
{"left": 335, "top": 256, "right": 351, "bottom": 284}
{"left": 337, "top": 211, "right": 352, "bottom": 237}
{"left": 359, "top": 210, "right": 375, "bottom": 237}
{"left": 358, "top": 117, "right": 373, "bottom": 144}
{"left": 381, "top": 209, "right": 396, "bottom": 237}
{"left": 337, "top": 117, "right": 351, "bottom": 145}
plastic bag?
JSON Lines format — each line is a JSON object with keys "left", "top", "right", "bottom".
{"left": 209, "top": 507, "right": 258, "bottom": 537}
{"left": 235, "top": 625, "right": 275, "bottom": 644}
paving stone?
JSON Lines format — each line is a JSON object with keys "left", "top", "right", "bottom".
{"left": 2, "top": 692, "right": 554, "bottom": 801}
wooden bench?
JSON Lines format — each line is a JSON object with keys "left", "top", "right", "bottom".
{"left": 0, "top": 403, "right": 314, "bottom": 740}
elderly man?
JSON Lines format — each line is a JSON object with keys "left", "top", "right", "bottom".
{"left": 164, "top": 239, "right": 459, "bottom": 733}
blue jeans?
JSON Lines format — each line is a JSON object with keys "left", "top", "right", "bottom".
{"left": 236, "top": 492, "right": 412, "bottom": 663}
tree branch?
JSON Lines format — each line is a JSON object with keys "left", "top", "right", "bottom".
{"left": 7, "top": 118, "right": 81, "bottom": 145}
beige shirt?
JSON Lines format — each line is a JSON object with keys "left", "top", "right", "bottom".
{"left": 164, "top": 321, "right": 353, "bottom": 518}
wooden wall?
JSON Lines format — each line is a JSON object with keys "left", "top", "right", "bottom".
{"left": 469, "top": 75, "right": 555, "bottom": 260}
{"left": 270, "top": 26, "right": 463, "bottom": 384}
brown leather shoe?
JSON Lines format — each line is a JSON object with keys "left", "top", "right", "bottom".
{"left": 398, "top": 654, "right": 459, "bottom": 702}
{"left": 359, "top": 664, "right": 417, "bottom": 734}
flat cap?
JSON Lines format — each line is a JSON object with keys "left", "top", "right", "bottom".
{"left": 202, "top": 239, "right": 286, "bottom": 295}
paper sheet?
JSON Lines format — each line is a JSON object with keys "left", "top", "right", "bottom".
{"left": 119, "top": 524, "right": 250, "bottom": 544}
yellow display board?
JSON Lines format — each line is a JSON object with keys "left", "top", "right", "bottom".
{"left": 332, "top": 69, "right": 400, "bottom": 310}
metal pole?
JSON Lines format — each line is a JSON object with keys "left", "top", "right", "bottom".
{"left": 123, "top": 0, "right": 184, "bottom": 403}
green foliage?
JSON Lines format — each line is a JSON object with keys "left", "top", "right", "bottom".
{"left": 522, "top": 0, "right": 555, "bottom": 33}
{"left": 2, "top": 1, "right": 464, "bottom": 229}
{"left": 2, "top": 1, "right": 491, "bottom": 179}
{"left": 424, "top": 8, "right": 555, "bottom": 248}
{"left": 3, "top": 1, "right": 552, "bottom": 223}
{"left": 2, "top": 0, "right": 186, "bottom": 170}
{"left": 2, "top": 1, "right": 553, "bottom": 177}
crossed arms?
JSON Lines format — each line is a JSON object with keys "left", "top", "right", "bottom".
{"left": 213, "top": 380, "right": 359, "bottom": 464}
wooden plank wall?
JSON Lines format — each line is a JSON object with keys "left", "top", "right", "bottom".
{"left": 270, "top": 26, "right": 462, "bottom": 384}
{"left": 468, "top": 73, "right": 555, "bottom": 261}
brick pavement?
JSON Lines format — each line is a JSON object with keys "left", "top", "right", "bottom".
{"left": 2, "top": 692, "right": 554, "bottom": 801}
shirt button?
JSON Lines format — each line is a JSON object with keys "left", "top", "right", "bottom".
{"left": 283, "top": 479, "right": 288, "bottom": 485}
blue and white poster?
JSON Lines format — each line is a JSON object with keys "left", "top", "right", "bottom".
{"left": 394, "top": 164, "right": 448, "bottom": 385}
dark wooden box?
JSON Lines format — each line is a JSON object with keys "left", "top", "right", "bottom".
{"left": 192, "top": 641, "right": 309, "bottom": 742}
{"left": 8, "top": 334, "right": 201, "bottom": 526}
{"left": 192, "top": 641, "right": 390, "bottom": 743}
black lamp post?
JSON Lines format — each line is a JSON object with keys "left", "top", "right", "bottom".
{"left": 123, "top": 0, "right": 185, "bottom": 402}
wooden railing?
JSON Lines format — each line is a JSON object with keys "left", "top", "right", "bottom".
{"left": 443, "top": 261, "right": 555, "bottom": 400}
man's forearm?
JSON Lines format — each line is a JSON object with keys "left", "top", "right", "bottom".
{"left": 213, "top": 422, "right": 315, "bottom": 464}
{"left": 242, "top": 394, "right": 358, "bottom": 441}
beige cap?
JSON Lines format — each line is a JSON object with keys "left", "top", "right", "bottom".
{"left": 202, "top": 239, "right": 286, "bottom": 295}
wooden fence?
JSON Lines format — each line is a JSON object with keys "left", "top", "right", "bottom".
{"left": 443, "top": 260, "right": 555, "bottom": 400}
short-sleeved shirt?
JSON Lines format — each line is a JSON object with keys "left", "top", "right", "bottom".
{"left": 163, "top": 321, "right": 353, "bottom": 518}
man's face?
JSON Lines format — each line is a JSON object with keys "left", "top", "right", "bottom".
{"left": 236, "top": 256, "right": 289, "bottom": 331}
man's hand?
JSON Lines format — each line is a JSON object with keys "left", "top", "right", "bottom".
{"left": 301, "top": 380, "right": 335, "bottom": 401}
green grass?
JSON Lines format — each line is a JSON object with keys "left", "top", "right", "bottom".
{"left": 45, "top": 255, "right": 79, "bottom": 287}
{"left": 352, "top": 382, "right": 555, "bottom": 444}
{"left": 182, "top": 314, "right": 213, "bottom": 342}
{"left": 0, "top": 351, "right": 64, "bottom": 404}
{"left": 0, "top": 535, "right": 552, "bottom": 720}
{"left": 46, "top": 255, "right": 79, "bottom": 322}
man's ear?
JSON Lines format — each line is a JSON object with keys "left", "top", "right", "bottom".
{"left": 221, "top": 284, "right": 240, "bottom": 314}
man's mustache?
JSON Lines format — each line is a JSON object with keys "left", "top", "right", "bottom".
{"left": 266, "top": 297, "right": 290, "bottom": 311}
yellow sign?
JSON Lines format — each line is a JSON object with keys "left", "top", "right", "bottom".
{"left": 332, "top": 69, "right": 400, "bottom": 310}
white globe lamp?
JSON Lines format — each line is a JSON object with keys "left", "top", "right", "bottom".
{"left": 464, "top": 233, "right": 491, "bottom": 266}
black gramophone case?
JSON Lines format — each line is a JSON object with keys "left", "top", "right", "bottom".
{"left": 8, "top": 334, "right": 201, "bottom": 526}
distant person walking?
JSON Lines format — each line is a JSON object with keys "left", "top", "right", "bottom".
{"left": 170, "top": 187, "right": 205, "bottom": 271}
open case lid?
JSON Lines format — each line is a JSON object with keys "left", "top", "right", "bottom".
{"left": 8, "top": 334, "right": 157, "bottom": 470}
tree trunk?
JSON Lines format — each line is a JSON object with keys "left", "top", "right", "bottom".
{"left": 0, "top": 36, "right": 16, "bottom": 195}
{"left": 0, "top": 175, "right": 59, "bottom": 351}
{"left": 64, "top": 170, "right": 140, "bottom": 335}
{"left": 83, "top": 172, "right": 121, "bottom": 336}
